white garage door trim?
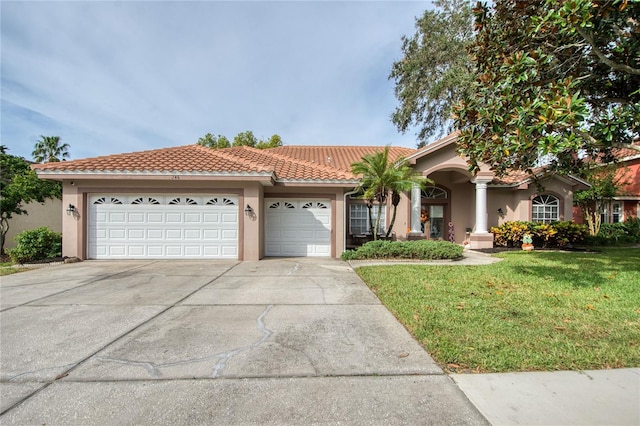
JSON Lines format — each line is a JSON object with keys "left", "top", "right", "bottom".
{"left": 265, "top": 198, "right": 331, "bottom": 257}
{"left": 88, "top": 194, "right": 238, "bottom": 259}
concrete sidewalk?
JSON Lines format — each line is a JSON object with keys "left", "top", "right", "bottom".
{"left": 452, "top": 368, "right": 640, "bottom": 426}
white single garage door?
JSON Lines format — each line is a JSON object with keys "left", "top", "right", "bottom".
{"left": 88, "top": 194, "right": 238, "bottom": 259}
{"left": 265, "top": 199, "right": 331, "bottom": 257}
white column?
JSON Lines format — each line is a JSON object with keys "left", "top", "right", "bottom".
{"left": 410, "top": 183, "right": 422, "bottom": 233}
{"left": 474, "top": 180, "right": 490, "bottom": 233}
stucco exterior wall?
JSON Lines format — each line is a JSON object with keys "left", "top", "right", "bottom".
{"left": 4, "top": 198, "right": 62, "bottom": 250}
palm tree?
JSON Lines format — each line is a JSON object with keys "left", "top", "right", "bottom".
{"left": 351, "top": 146, "right": 431, "bottom": 240}
{"left": 32, "top": 136, "right": 70, "bottom": 163}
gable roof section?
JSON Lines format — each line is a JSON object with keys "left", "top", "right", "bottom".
{"left": 405, "top": 131, "right": 460, "bottom": 164}
{"left": 32, "top": 144, "right": 369, "bottom": 183}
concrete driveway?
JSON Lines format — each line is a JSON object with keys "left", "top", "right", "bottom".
{"left": 0, "top": 259, "right": 487, "bottom": 425}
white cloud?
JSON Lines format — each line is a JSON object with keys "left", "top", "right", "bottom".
{"left": 1, "top": 1, "right": 430, "bottom": 160}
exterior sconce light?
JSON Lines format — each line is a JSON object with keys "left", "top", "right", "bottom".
{"left": 66, "top": 204, "right": 77, "bottom": 215}
{"left": 244, "top": 204, "right": 254, "bottom": 216}
{"left": 497, "top": 207, "right": 505, "bottom": 218}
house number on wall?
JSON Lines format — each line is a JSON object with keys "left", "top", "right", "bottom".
{"left": 172, "top": 175, "right": 180, "bottom": 180}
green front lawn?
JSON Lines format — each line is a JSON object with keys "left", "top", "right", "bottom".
{"left": 356, "top": 248, "right": 640, "bottom": 373}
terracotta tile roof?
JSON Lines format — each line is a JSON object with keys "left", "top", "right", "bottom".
{"left": 490, "top": 169, "right": 540, "bottom": 185}
{"left": 32, "top": 144, "right": 386, "bottom": 182}
{"left": 611, "top": 139, "right": 640, "bottom": 160}
{"left": 267, "top": 146, "right": 416, "bottom": 172}
{"left": 33, "top": 145, "right": 271, "bottom": 174}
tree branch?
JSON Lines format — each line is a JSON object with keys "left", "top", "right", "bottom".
{"left": 576, "top": 27, "right": 640, "bottom": 75}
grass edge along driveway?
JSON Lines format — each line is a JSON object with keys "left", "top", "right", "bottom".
{"left": 356, "top": 248, "right": 640, "bottom": 373}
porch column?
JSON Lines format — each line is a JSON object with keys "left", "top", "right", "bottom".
{"left": 409, "top": 183, "right": 422, "bottom": 234}
{"left": 474, "top": 179, "right": 490, "bottom": 233}
{"left": 470, "top": 177, "right": 494, "bottom": 249}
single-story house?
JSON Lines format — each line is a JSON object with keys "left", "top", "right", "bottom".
{"left": 33, "top": 132, "right": 589, "bottom": 260}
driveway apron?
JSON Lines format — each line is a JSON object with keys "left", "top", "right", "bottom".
{"left": 0, "top": 259, "right": 487, "bottom": 425}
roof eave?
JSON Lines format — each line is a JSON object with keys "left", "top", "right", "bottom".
{"left": 34, "top": 169, "right": 277, "bottom": 183}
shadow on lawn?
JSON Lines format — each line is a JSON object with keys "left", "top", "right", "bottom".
{"left": 507, "top": 251, "right": 639, "bottom": 288}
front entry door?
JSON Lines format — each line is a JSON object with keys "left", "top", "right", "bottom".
{"left": 429, "top": 205, "right": 444, "bottom": 239}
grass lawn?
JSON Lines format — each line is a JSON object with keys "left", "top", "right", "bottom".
{"left": 0, "top": 262, "right": 28, "bottom": 276}
{"left": 356, "top": 248, "right": 640, "bottom": 373}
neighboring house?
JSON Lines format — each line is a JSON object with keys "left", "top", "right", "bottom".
{"left": 32, "top": 133, "right": 588, "bottom": 260}
{"left": 573, "top": 141, "right": 640, "bottom": 224}
{"left": 4, "top": 199, "right": 62, "bottom": 250}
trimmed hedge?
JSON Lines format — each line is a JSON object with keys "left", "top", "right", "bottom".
{"left": 341, "top": 239, "right": 463, "bottom": 261}
{"left": 7, "top": 227, "right": 62, "bottom": 264}
{"left": 491, "top": 221, "right": 589, "bottom": 248}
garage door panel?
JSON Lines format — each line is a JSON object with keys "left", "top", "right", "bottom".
{"left": 127, "top": 212, "right": 145, "bottom": 223}
{"left": 88, "top": 194, "right": 238, "bottom": 259}
{"left": 147, "top": 213, "right": 163, "bottom": 223}
{"left": 166, "top": 229, "right": 182, "bottom": 239}
{"left": 184, "top": 246, "right": 202, "bottom": 256}
{"left": 184, "top": 229, "right": 202, "bottom": 239}
{"left": 221, "top": 213, "right": 237, "bottom": 223}
{"left": 147, "top": 229, "right": 163, "bottom": 239}
{"left": 203, "top": 213, "right": 220, "bottom": 223}
{"left": 109, "top": 229, "right": 126, "bottom": 239}
{"left": 221, "top": 229, "right": 237, "bottom": 240}
{"left": 109, "top": 246, "right": 126, "bottom": 256}
{"left": 108, "top": 212, "right": 126, "bottom": 223}
{"left": 127, "top": 229, "right": 145, "bottom": 239}
{"left": 184, "top": 213, "right": 201, "bottom": 223}
{"left": 128, "top": 246, "right": 145, "bottom": 256}
{"left": 147, "top": 246, "right": 163, "bottom": 256}
{"left": 166, "top": 213, "right": 183, "bottom": 223}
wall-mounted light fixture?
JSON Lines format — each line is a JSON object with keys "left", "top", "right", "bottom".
{"left": 497, "top": 207, "right": 505, "bottom": 218}
{"left": 66, "top": 204, "right": 77, "bottom": 215}
{"left": 244, "top": 204, "right": 254, "bottom": 216}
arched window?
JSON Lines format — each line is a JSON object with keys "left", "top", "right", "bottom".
{"left": 532, "top": 194, "right": 559, "bottom": 223}
{"left": 422, "top": 186, "right": 447, "bottom": 199}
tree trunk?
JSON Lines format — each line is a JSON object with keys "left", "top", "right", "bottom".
{"left": 386, "top": 191, "right": 401, "bottom": 238}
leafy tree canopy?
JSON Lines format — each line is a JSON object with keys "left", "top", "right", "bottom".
{"left": 0, "top": 152, "right": 61, "bottom": 254}
{"left": 454, "top": 0, "right": 640, "bottom": 177}
{"left": 197, "top": 133, "right": 231, "bottom": 149}
{"left": 197, "top": 131, "right": 283, "bottom": 149}
{"left": 32, "top": 135, "right": 70, "bottom": 163}
{"left": 390, "top": 0, "right": 475, "bottom": 147}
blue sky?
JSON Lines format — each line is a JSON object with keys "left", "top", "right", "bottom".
{"left": 1, "top": 1, "right": 431, "bottom": 161}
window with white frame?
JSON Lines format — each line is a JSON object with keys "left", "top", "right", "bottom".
{"left": 532, "top": 194, "right": 559, "bottom": 223}
{"left": 349, "top": 204, "right": 385, "bottom": 235}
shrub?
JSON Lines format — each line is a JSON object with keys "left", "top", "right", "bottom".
{"left": 8, "top": 227, "right": 62, "bottom": 264}
{"left": 585, "top": 219, "right": 640, "bottom": 246}
{"left": 341, "top": 240, "right": 463, "bottom": 261}
{"left": 490, "top": 221, "right": 588, "bottom": 248}
{"left": 551, "top": 221, "right": 590, "bottom": 247}
{"left": 622, "top": 217, "right": 640, "bottom": 241}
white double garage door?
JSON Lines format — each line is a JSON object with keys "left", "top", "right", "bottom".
{"left": 88, "top": 194, "right": 331, "bottom": 259}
